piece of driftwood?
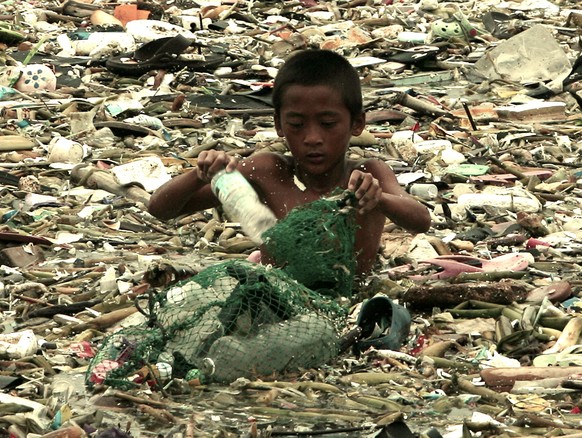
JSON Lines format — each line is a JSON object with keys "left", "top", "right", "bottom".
{"left": 457, "top": 377, "right": 508, "bottom": 404}
{"left": 543, "top": 316, "right": 582, "bottom": 354}
{"left": 481, "top": 366, "right": 582, "bottom": 392}
{"left": 402, "top": 281, "right": 528, "bottom": 308}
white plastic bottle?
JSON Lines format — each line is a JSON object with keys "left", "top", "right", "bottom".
{"left": 211, "top": 169, "right": 277, "bottom": 244}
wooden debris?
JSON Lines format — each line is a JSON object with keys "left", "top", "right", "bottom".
{"left": 402, "top": 281, "right": 529, "bottom": 308}
{"left": 543, "top": 317, "right": 582, "bottom": 355}
{"left": 496, "top": 102, "right": 567, "bottom": 122}
{"left": 71, "top": 164, "right": 151, "bottom": 206}
{"left": 481, "top": 367, "right": 582, "bottom": 392}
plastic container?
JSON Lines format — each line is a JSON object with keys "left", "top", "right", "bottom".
{"left": 14, "top": 64, "right": 57, "bottom": 93}
{"left": 211, "top": 170, "right": 277, "bottom": 244}
{"left": 440, "top": 148, "right": 466, "bottom": 165}
{"left": 126, "top": 19, "right": 196, "bottom": 43}
{"left": 409, "top": 183, "right": 438, "bottom": 200}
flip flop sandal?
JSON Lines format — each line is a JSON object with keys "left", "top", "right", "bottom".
{"left": 411, "top": 252, "right": 532, "bottom": 280}
{"left": 469, "top": 169, "right": 554, "bottom": 185}
{"left": 387, "top": 252, "right": 532, "bottom": 281}
{"left": 93, "top": 121, "right": 160, "bottom": 138}
{"left": 353, "top": 295, "right": 411, "bottom": 355}
{"left": 383, "top": 45, "right": 441, "bottom": 65}
{"left": 105, "top": 34, "right": 224, "bottom": 76}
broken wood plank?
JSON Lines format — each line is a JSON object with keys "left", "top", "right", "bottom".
{"left": 496, "top": 101, "right": 566, "bottom": 123}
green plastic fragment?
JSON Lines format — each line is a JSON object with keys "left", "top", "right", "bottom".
{"left": 445, "top": 164, "right": 490, "bottom": 177}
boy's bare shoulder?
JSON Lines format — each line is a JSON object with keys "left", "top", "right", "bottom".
{"left": 348, "top": 157, "right": 394, "bottom": 174}
{"left": 240, "top": 151, "right": 293, "bottom": 176}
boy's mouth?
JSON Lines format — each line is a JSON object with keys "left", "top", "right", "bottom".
{"left": 305, "top": 153, "right": 325, "bottom": 164}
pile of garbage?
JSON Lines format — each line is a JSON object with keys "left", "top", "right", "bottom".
{"left": 0, "top": 0, "right": 581, "bottom": 436}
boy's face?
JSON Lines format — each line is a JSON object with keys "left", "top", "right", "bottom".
{"left": 275, "top": 84, "right": 365, "bottom": 176}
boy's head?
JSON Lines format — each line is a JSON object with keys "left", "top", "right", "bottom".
{"left": 272, "top": 49, "right": 363, "bottom": 122}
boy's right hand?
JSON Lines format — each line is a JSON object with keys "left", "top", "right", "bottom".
{"left": 195, "top": 150, "right": 239, "bottom": 182}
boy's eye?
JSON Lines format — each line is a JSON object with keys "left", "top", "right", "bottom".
{"left": 287, "top": 121, "right": 303, "bottom": 128}
{"left": 321, "top": 120, "right": 337, "bottom": 127}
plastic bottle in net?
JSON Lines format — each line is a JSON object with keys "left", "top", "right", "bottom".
{"left": 211, "top": 169, "right": 277, "bottom": 244}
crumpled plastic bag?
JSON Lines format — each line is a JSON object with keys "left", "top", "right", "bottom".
{"left": 472, "top": 24, "right": 571, "bottom": 92}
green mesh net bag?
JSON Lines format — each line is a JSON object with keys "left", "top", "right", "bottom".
{"left": 262, "top": 190, "right": 357, "bottom": 298}
{"left": 86, "top": 190, "right": 358, "bottom": 388}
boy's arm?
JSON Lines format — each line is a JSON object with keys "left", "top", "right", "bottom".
{"left": 147, "top": 169, "right": 218, "bottom": 220}
{"left": 348, "top": 159, "right": 431, "bottom": 234}
{"left": 148, "top": 151, "right": 238, "bottom": 220}
{"left": 376, "top": 190, "right": 431, "bottom": 233}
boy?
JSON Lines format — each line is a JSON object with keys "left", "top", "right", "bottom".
{"left": 148, "top": 49, "right": 431, "bottom": 275}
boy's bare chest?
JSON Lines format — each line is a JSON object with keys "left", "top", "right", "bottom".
{"left": 255, "top": 158, "right": 356, "bottom": 218}
{"left": 261, "top": 180, "right": 323, "bottom": 218}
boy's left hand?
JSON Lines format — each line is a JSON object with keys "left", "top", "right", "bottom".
{"left": 348, "top": 170, "right": 382, "bottom": 213}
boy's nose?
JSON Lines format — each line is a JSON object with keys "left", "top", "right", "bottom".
{"left": 303, "top": 123, "right": 323, "bottom": 145}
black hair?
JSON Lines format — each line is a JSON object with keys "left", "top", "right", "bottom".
{"left": 272, "top": 49, "right": 363, "bottom": 121}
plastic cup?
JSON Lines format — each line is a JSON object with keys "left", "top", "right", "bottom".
{"left": 47, "top": 138, "right": 84, "bottom": 164}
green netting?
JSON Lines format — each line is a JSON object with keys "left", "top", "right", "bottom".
{"left": 262, "top": 190, "right": 357, "bottom": 297}
{"left": 86, "top": 190, "right": 358, "bottom": 388}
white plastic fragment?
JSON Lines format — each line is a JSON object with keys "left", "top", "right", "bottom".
{"left": 110, "top": 156, "right": 171, "bottom": 192}
{"left": 414, "top": 139, "right": 452, "bottom": 154}
{"left": 0, "top": 329, "right": 38, "bottom": 359}
{"left": 440, "top": 148, "right": 466, "bottom": 165}
{"left": 100, "top": 266, "right": 118, "bottom": 294}
{"left": 391, "top": 130, "right": 423, "bottom": 148}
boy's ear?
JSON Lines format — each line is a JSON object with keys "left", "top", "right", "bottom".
{"left": 351, "top": 112, "right": 366, "bottom": 136}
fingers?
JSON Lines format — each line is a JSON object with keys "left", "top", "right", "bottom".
{"left": 348, "top": 170, "right": 382, "bottom": 213}
{"left": 196, "top": 151, "right": 239, "bottom": 182}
